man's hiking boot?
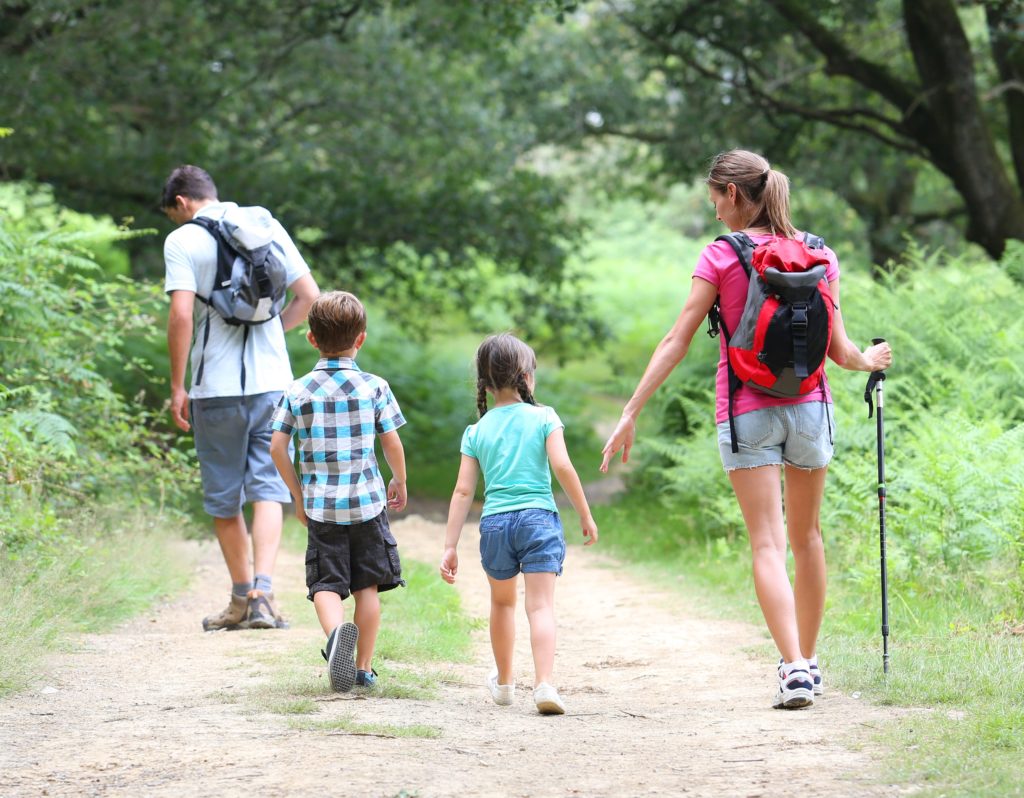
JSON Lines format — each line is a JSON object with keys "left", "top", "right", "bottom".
{"left": 246, "top": 590, "right": 289, "bottom": 630}
{"left": 202, "top": 594, "right": 249, "bottom": 631}
{"left": 321, "top": 622, "right": 359, "bottom": 692}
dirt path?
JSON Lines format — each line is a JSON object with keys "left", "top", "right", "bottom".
{"left": 0, "top": 516, "right": 898, "bottom": 797}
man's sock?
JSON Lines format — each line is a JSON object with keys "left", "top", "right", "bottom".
{"left": 253, "top": 573, "right": 273, "bottom": 595}
{"left": 232, "top": 581, "right": 252, "bottom": 598}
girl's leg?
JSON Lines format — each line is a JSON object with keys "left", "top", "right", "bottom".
{"left": 312, "top": 591, "right": 345, "bottom": 636}
{"left": 523, "top": 572, "right": 557, "bottom": 686}
{"left": 728, "top": 465, "right": 802, "bottom": 663}
{"left": 352, "top": 585, "right": 381, "bottom": 672}
{"left": 488, "top": 576, "right": 518, "bottom": 684}
{"left": 783, "top": 464, "right": 829, "bottom": 660}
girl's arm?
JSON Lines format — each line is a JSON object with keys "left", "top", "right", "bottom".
{"left": 600, "top": 277, "right": 718, "bottom": 472}
{"left": 440, "top": 455, "right": 480, "bottom": 583}
{"left": 546, "top": 428, "right": 598, "bottom": 545}
{"left": 826, "top": 279, "right": 892, "bottom": 372}
{"left": 378, "top": 429, "right": 407, "bottom": 512}
{"left": 269, "top": 430, "right": 306, "bottom": 527}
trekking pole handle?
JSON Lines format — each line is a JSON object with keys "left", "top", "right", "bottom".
{"left": 864, "top": 338, "right": 887, "bottom": 417}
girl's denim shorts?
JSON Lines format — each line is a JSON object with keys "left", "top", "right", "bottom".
{"left": 478, "top": 508, "right": 565, "bottom": 580}
{"left": 716, "top": 402, "right": 834, "bottom": 472}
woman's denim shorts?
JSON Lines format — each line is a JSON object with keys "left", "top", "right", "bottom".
{"left": 478, "top": 508, "right": 565, "bottom": 580}
{"left": 717, "top": 402, "right": 834, "bottom": 472}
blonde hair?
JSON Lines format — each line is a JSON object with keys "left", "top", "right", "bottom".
{"left": 308, "top": 291, "right": 366, "bottom": 354}
{"left": 706, "top": 149, "right": 797, "bottom": 238}
{"left": 474, "top": 333, "right": 537, "bottom": 418}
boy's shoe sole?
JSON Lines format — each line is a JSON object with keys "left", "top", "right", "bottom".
{"left": 326, "top": 623, "right": 359, "bottom": 693}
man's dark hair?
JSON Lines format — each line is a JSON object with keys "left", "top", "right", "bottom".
{"left": 160, "top": 165, "right": 218, "bottom": 209}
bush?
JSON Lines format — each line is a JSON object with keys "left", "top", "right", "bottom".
{"left": 0, "top": 184, "right": 192, "bottom": 556}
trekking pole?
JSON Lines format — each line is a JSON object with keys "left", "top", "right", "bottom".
{"left": 864, "top": 338, "right": 889, "bottom": 674}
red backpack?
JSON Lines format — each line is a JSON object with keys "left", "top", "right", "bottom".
{"left": 707, "top": 232, "right": 836, "bottom": 453}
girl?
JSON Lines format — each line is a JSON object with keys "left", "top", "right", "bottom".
{"left": 440, "top": 333, "right": 598, "bottom": 715}
{"left": 600, "top": 149, "right": 891, "bottom": 709}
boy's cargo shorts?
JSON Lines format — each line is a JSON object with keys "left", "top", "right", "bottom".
{"left": 305, "top": 511, "right": 405, "bottom": 601}
{"left": 478, "top": 508, "right": 565, "bottom": 580}
{"left": 190, "top": 391, "right": 292, "bottom": 517}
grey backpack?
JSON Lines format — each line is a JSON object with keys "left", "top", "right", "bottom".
{"left": 187, "top": 206, "right": 289, "bottom": 389}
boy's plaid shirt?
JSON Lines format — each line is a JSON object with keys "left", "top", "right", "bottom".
{"left": 271, "top": 357, "right": 406, "bottom": 524}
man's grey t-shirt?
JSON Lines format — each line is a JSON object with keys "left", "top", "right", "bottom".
{"left": 163, "top": 201, "right": 311, "bottom": 399}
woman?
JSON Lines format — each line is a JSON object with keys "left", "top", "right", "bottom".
{"left": 599, "top": 149, "right": 892, "bottom": 709}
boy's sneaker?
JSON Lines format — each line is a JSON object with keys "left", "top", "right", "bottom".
{"left": 533, "top": 682, "right": 566, "bottom": 715}
{"left": 322, "top": 622, "right": 359, "bottom": 693}
{"left": 809, "top": 660, "right": 824, "bottom": 696}
{"left": 202, "top": 594, "right": 249, "bottom": 631}
{"left": 246, "top": 590, "right": 289, "bottom": 630}
{"left": 355, "top": 669, "right": 378, "bottom": 691}
{"left": 772, "top": 660, "right": 814, "bottom": 709}
{"left": 486, "top": 670, "right": 515, "bottom": 706}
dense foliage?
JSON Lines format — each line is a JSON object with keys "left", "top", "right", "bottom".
{"left": 0, "top": 184, "right": 190, "bottom": 556}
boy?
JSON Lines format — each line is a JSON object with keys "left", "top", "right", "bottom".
{"left": 269, "top": 291, "right": 407, "bottom": 692}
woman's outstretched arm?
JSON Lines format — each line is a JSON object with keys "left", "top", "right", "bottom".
{"left": 600, "top": 277, "right": 718, "bottom": 472}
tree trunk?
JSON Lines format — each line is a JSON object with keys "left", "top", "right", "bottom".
{"left": 902, "top": 0, "right": 1024, "bottom": 258}
{"left": 986, "top": 0, "right": 1024, "bottom": 193}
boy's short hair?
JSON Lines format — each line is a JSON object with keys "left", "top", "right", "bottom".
{"left": 308, "top": 291, "right": 366, "bottom": 354}
{"left": 160, "top": 165, "right": 218, "bottom": 209}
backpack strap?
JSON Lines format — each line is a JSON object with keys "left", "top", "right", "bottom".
{"left": 710, "top": 232, "right": 756, "bottom": 453}
{"left": 185, "top": 216, "right": 250, "bottom": 391}
{"left": 186, "top": 216, "right": 237, "bottom": 308}
{"left": 803, "top": 231, "right": 825, "bottom": 250}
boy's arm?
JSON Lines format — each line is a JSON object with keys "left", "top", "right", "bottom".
{"left": 440, "top": 455, "right": 480, "bottom": 584}
{"left": 378, "top": 429, "right": 407, "bottom": 512}
{"left": 269, "top": 430, "right": 306, "bottom": 526}
{"left": 546, "top": 428, "right": 599, "bottom": 545}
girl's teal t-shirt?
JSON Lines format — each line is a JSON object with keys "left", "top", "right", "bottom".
{"left": 460, "top": 403, "right": 564, "bottom": 518}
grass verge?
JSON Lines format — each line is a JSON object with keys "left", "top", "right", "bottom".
{"left": 595, "top": 492, "right": 1024, "bottom": 798}
{"left": 0, "top": 511, "right": 193, "bottom": 697}
{"left": 231, "top": 519, "right": 478, "bottom": 733}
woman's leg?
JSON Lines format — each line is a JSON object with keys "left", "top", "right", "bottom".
{"left": 523, "top": 572, "right": 557, "bottom": 686}
{"left": 783, "top": 464, "right": 829, "bottom": 660}
{"left": 729, "top": 465, "right": 802, "bottom": 663}
{"left": 488, "top": 575, "right": 518, "bottom": 685}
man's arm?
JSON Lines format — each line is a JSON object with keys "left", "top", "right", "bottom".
{"left": 279, "top": 273, "right": 319, "bottom": 332}
{"left": 167, "top": 290, "right": 196, "bottom": 432}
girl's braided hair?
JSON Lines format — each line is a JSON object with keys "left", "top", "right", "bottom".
{"left": 475, "top": 333, "right": 538, "bottom": 418}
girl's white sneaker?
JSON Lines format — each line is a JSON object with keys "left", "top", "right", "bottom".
{"left": 486, "top": 670, "right": 515, "bottom": 706}
{"left": 533, "top": 682, "right": 565, "bottom": 715}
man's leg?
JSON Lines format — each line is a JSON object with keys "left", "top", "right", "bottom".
{"left": 213, "top": 513, "right": 252, "bottom": 585}
{"left": 251, "top": 500, "right": 283, "bottom": 582}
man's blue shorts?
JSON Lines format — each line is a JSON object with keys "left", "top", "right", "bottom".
{"left": 190, "top": 391, "right": 292, "bottom": 518}
{"left": 478, "top": 508, "right": 565, "bottom": 580}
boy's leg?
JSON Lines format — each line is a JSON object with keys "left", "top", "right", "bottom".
{"left": 488, "top": 576, "right": 517, "bottom": 685}
{"left": 523, "top": 572, "right": 557, "bottom": 687}
{"left": 313, "top": 591, "right": 345, "bottom": 636}
{"left": 352, "top": 586, "right": 381, "bottom": 672}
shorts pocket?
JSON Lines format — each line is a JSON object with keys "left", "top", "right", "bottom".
{"left": 733, "top": 409, "right": 776, "bottom": 448}
{"left": 794, "top": 402, "right": 829, "bottom": 442}
{"left": 305, "top": 548, "right": 319, "bottom": 587}
{"left": 382, "top": 529, "right": 402, "bottom": 577}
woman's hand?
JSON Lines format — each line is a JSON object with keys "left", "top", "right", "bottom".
{"left": 600, "top": 414, "right": 637, "bottom": 473}
{"left": 863, "top": 340, "right": 892, "bottom": 372}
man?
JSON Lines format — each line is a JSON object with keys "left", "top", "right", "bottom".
{"left": 162, "top": 164, "right": 319, "bottom": 630}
